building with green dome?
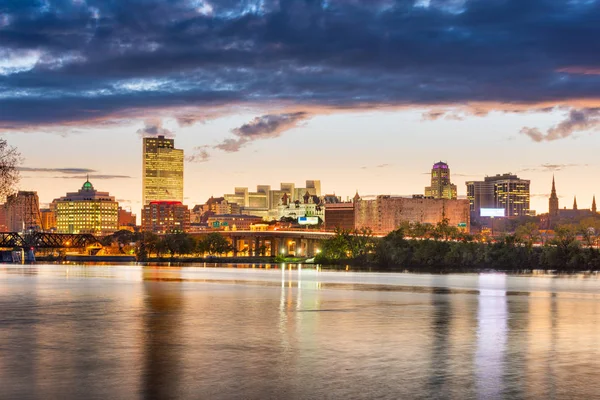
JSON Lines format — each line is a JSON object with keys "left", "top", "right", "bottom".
{"left": 51, "top": 179, "right": 119, "bottom": 235}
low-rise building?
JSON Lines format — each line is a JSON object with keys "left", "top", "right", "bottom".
{"left": 206, "top": 214, "right": 263, "bottom": 231}
{"left": 141, "top": 201, "right": 190, "bottom": 234}
{"left": 118, "top": 207, "right": 137, "bottom": 230}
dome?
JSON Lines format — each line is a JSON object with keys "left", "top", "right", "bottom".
{"left": 432, "top": 161, "right": 449, "bottom": 169}
{"left": 82, "top": 179, "right": 94, "bottom": 191}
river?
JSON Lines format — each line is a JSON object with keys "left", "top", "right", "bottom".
{"left": 1, "top": 263, "right": 600, "bottom": 399}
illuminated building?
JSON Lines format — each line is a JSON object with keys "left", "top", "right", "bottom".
{"left": 355, "top": 195, "right": 470, "bottom": 234}
{"left": 324, "top": 193, "right": 359, "bottom": 231}
{"left": 142, "top": 135, "right": 184, "bottom": 205}
{"left": 40, "top": 209, "right": 56, "bottom": 231}
{"left": 424, "top": 161, "right": 457, "bottom": 200}
{"left": 223, "top": 180, "right": 322, "bottom": 220}
{"left": 118, "top": 207, "right": 137, "bottom": 230}
{"left": 206, "top": 214, "right": 263, "bottom": 230}
{"left": 467, "top": 173, "right": 531, "bottom": 217}
{"left": 141, "top": 201, "right": 190, "bottom": 234}
{"left": 5, "top": 191, "right": 41, "bottom": 232}
{"left": 51, "top": 180, "right": 119, "bottom": 235}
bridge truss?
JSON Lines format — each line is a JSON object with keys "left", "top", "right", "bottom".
{"left": 0, "top": 232, "right": 100, "bottom": 249}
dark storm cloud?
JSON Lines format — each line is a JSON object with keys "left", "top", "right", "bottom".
{"left": 2, "top": 0, "right": 600, "bottom": 132}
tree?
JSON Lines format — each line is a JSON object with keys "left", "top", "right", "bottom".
{"left": 515, "top": 222, "right": 540, "bottom": 249}
{"left": 0, "top": 139, "right": 20, "bottom": 200}
{"left": 199, "top": 232, "right": 231, "bottom": 256}
{"left": 161, "top": 232, "right": 196, "bottom": 258}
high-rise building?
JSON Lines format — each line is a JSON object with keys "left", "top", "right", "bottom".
{"left": 6, "top": 191, "right": 41, "bottom": 232}
{"left": 141, "top": 201, "right": 190, "bottom": 234}
{"left": 51, "top": 179, "right": 119, "bottom": 235}
{"left": 142, "top": 135, "right": 184, "bottom": 205}
{"left": 424, "top": 162, "right": 457, "bottom": 200}
{"left": 466, "top": 173, "right": 531, "bottom": 217}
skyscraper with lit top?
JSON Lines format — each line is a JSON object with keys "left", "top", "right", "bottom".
{"left": 425, "top": 161, "right": 457, "bottom": 200}
{"left": 143, "top": 135, "right": 184, "bottom": 205}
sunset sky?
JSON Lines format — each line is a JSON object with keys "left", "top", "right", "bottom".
{"left": 2, "top": 0, "right": 600, "bottom": 217}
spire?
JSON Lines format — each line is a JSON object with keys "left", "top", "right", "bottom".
{"left": 573, "top": 196, "right": 578, "bottom": 210}
{"left": 593, "top": 196, "right": 597, "bottom": 213}
{"left": 353, "top": 190, "right": 360, "bottom": 203}
{"left": 549, "top": 176, "right": 559, "bottom": 216}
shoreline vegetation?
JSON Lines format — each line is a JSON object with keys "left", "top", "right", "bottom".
{"left": 314, "top": 220, "right": 600, "bottom": 272}
{"left": 35, "top": 219, "right": 600, "bottom": 273}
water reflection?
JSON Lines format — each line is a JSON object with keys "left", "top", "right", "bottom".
{"left": 143, "top": 270, "right": 183, "bottom": 400}
{"left": 476, "top": 274, "right": 507, "bottom": 400}
{"left": 2, "top": 265, "right": 600, "bottom": 399}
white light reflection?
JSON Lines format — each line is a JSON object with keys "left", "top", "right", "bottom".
{"left": 476, "top": 273, "right": 508, "bottom": 400}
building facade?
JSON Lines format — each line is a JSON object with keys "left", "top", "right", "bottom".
{"left": 223, "top": 180, "right": 322, "bottom": 220}
{"left": 355, "top": 196, "right": 470, "bottom": 235}
{"left": 467, "top": 173, "right": 531, "bottom": 217}
{"left": 324, "top": 202, "right": 356, "bottom": 231}
{"left": 206, "top": 214, "right": 263, "bottom": 230}
{"left": 5, "top": 191, "right": 41, "bottom": 232}
{"left": 118, "top": 207, "right": 137, "bottom": 230}
{"left": 424, "top": 161, "right": 457, "bottom": 200}
{"left": 141, "top": 201, "right": 190, "bottom": 234}
{"left": 142, "top": 135, "right": 184, "bottom": 205}
{"left": 51, "top": 180, "right": 119, "bottom": 235}
{"left": 40, "top": 209, "right": 56, "bottom": 232}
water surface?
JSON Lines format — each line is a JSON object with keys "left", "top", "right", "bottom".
{"left": 1, "top": 264, "right": 600, "bottom": 399}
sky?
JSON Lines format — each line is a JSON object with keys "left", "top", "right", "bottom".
{"left": 2, "top": 0, "right": 600, "bottom": 218}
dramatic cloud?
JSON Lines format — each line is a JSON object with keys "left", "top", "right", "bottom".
{"left": 18, "top": 167, "right": 96, "bottom": 174}
{"left": 2, "top": 0, "right": 600, "bottom": 132}
{"left": 521, "top": 108, "right": 600, "bottom": 142}
{"left": 215, "top": 112, "right": 309, "bottom": 152}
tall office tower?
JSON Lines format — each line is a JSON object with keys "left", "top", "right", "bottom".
{"left": 467, "top": 173, "right": 531, "bottom": 217}
{"left": 424, "top": 162, "right": 457, "bottom": 200}
{"left": 143, "top": 135, "right": 184, "bottom": 205}
{"left": 6, "top": 191, "right": 41, "bottom": 232}
{"left": 549, "top": 176, "right": 559, "bottom": 216}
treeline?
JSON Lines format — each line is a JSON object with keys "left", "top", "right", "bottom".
{"left": 314, "top": 221, "right": 600, "bottom": 271}
{"left": 101, "top": 231, "right": 234, "bottom": 260}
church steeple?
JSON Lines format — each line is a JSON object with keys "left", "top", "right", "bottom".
{"left": 549, "top": 175, "right": 559, "bottom": 216}
{"left": 573, "top": 196, "right": 578, "bottom": 210}
{"left": 593, "top": 195, "right": 597, "bottom": 213}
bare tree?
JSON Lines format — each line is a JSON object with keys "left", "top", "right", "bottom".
{"left": 0, "top": 139, "right": 21, "bottom": 201}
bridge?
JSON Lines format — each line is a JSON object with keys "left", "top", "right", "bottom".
{"left": 0, "top": 232, "right": 100, "bottom": 249}
{"left": 196, "top": 230, "right": 337, "bottom": 257}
